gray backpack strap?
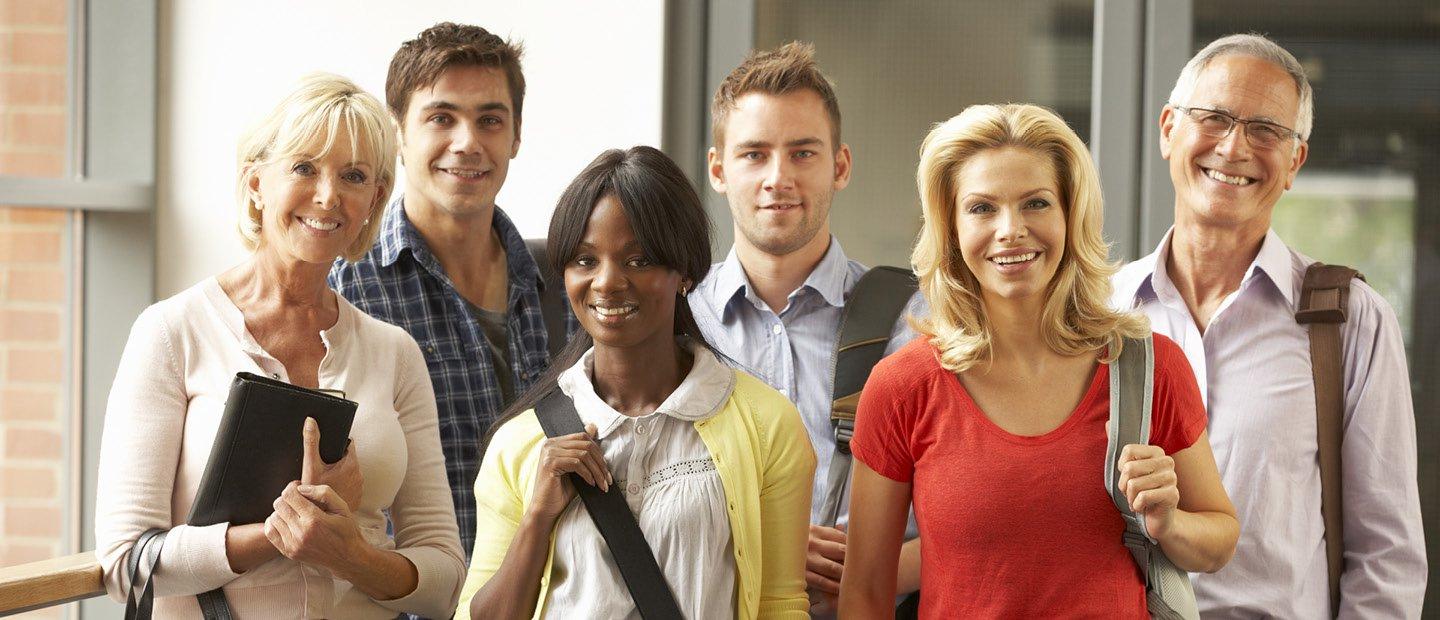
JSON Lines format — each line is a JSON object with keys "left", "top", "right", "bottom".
{"left": 1106, "top": 335, "right": 1199, "bottom": 620}
{"left": 525, "top": 238, "right": 569, "bottom": 358}
{"left": 820, "top": 266, "right": 918, "bottom": 526}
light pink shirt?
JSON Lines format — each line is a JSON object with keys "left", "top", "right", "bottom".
{"left": 94, "top": 278, "right": 464, "bottom": 619}
{"left": 1113, "top": 229, "right": 1426, "bottom": 619}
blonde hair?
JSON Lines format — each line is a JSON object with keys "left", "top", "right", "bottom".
{"left": 236, "top": 73, "right": 397, "bottom": 261}
{"left": 912, "top": 104, "right": 1148, "bottom": 373}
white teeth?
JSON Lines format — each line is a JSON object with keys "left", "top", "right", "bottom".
{"left": 1205, "top": 168, "right": 1252, "bottom": 186}
{"left": 992, "top": 252, "right": 1037, "bottom": 265}
{"left": 301, "top": 217, "right": 340, "bottom": 231}
{"left": 443, "top": 168, "right": 484, "bottom": 179}
{"left": 593, "top": 305, "right": 636, "bottom": 317}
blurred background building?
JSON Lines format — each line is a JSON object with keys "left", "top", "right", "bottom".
{"left": 0, "top": 1, "right": 1434, "bottom": 617}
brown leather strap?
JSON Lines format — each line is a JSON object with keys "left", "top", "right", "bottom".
{"left": 1295, "top": 262, "right": 1363, "bottom": 616}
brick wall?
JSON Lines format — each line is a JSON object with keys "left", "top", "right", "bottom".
{"left": 1, "top": 0, "right": 74, "bottom": 618}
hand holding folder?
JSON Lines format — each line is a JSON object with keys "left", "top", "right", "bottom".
{"left": 298, "top": 416, "right": 363, "bottom": 511}
{"left": 187, "top": 372, "right": 358, "bottom": 527}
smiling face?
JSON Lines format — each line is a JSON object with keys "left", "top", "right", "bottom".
{"left": 707, "top": 89, "right": 851, "bottom": 258}
{"left": 1161, "top": 54, "right": 1308, "bottom": 237}
{"left": 953, "top": 147, "right": 1067, "bottom": 308}
{"left": 565, "top": 195, "right": 689, "bottom": 352}
{"left": 249, "top": 131, "right": 384, "bottom": 266}
{"left": 398, "top": 65, "right": 520, "bottom": 220}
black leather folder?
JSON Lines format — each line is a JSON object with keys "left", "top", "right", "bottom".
{"left": 187, "top": 372, "right": 357, "bottom": 527}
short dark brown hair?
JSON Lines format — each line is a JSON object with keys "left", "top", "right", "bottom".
{"left": 386, "top": 23, "right": 526, "bottom": 132}
{"left": 711, "top": 41, "right": 842, "bottom": 151}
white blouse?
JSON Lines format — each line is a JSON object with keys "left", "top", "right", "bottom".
{"left": 542, "top": 341, "right": 739, "bottom": 620}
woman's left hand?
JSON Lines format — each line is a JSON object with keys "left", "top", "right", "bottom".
{"left": 1117, "top": 444, "right": 1180, "bottom": 538}
{"left": 264, "top": 481, "right": 364, "bottom": 572}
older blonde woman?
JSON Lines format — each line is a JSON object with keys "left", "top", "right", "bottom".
{"left": 93, "top": 73, "right": 464, "bottom": 619}
{"left": 839, "top": 104, "right": 1238, "bottom": 618}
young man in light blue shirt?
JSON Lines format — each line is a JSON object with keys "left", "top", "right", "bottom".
{"left": 688, "top": 42, "right": 923, "bottom": 616}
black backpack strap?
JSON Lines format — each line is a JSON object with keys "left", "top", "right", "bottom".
{"left": 819, "top": 266, "right": 918, "bottom": 526}
{"left": 1296, "top": 262, "right": 1363, "bottom": 616}
{"left": 526, "top": 238, "right": 570, "bottom": 358}
{"left": 534, "top": 390, "right": 684, "bottom": 620}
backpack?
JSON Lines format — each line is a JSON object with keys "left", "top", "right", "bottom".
{"left": 1106, "top": 335, "right": 1200, "bottom": 620}
{"left": 821, "top": 266, "right": 918, "bottom": 526}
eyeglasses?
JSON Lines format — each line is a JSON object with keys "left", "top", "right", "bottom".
{"left": 1173, "top": 105, "right": 1301, "bottom": 151}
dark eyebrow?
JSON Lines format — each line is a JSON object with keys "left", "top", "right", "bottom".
{"left": 419, "top": 101, "right": 511, "bottom": 115}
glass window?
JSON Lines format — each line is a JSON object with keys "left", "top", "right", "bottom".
{"left": 753, "top": 0, "right": 1095, "bottom": 268}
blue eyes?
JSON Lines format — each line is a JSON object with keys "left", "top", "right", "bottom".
{"left": 288, "top": 161, "right": 367, "bottom": 184}
{"left": 965, "top": 199, "right": 1051, "bottom": 214}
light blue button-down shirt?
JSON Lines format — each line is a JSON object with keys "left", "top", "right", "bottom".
{"left": 690, "top": 237, "right": 923, "bottom": 525}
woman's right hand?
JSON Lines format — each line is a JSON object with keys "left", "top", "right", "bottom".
{"left": 527, "top": 423, "right": 610, "bottom": 522}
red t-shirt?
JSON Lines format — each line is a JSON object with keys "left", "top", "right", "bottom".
{"left": 850, "top": 334, "right": 1207, "bottom": 619}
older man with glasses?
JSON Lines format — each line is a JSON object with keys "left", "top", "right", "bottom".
{"left": 1112, "top": 34, "right": 1426, "bottom": 618}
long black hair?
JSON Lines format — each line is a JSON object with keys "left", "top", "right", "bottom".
{"left": 483, "top": 146, "right": 716, "bottom": 452}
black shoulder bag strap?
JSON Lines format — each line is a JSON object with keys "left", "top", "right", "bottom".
{"left": 820, "top": 265, "right": 918, "bottom": 527}
{"left": 124, "top": 528, "right": 166, "bottom": 620}
{"left": 526, "top": 238, "right": 570, "bottom": 358}
{"left": 534, "top": 390, "right": 684, "bottom": 620}
{"left": 1296, "top": 262, "right": 1362, "bottom": 617}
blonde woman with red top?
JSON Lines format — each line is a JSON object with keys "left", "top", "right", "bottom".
{"left": 839, "top": 104, "right": 1238, "bottom": 618}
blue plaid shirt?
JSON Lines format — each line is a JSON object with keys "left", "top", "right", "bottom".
{"left": 330, "top": 196, "right": 555, "bottom": 559}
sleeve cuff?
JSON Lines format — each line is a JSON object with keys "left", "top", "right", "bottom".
{"left": 376, "top": 546, "right": 463, "bottom": 619}
{"left": 167, "top": 522, "right": 243, "bottom": 592}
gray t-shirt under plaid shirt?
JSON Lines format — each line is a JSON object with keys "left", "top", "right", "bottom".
{"left": 330, "top": 197, "right": 555, "bottom": 559}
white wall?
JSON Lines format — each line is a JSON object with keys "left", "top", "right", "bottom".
{"left": 157, "top": 1, "right": 665, "bottom": 296}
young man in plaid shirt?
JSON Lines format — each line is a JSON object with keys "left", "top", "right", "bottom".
{"left": 331, "top": 23, "right": 562, "bottom": 560}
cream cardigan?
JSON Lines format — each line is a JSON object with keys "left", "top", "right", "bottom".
{"left": 93, "top": 278, "right": 465, "bottom": 619}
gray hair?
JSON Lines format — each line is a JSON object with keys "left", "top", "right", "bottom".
{"left": 1168, "top": 33, "right": 1314, "bottom": 141}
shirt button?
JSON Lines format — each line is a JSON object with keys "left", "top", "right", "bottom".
{"left": 627, "top": 482, "right": 641, "bottom": 495}
{"left": 635, "top": 423, "right": 647, "bottom": 435}
{"left": 771, "top": 324, "right": 782, "bottom": 335}
{"left": 727, "top": 502, "right": 735, "bottom": 511}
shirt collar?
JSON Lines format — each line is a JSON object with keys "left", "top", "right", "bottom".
{"left": 556, "top": 339, "right": 737, "bottom": 440}
{"left": 1251, "top": 229, "right": 1297, "bottom": 308}
{"left": 376, "top": 195, "right": 543, "bottom": 291}
{"left": 704, "top": 235, "right": 851, "bottom": 318}
{"left": 1123, "top": 226, "right": 1297, "bottom": 309}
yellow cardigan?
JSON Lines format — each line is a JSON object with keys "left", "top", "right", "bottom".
{"left": 456, "top": 371, "right": 815, "bottom": 620}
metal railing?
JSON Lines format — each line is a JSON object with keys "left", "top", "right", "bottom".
{"left": 0, "top": 552, "right": 104, "bottom": 617}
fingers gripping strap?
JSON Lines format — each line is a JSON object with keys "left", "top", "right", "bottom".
{"left": 535, "top": 391, "right": 685, "bottom": 620}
